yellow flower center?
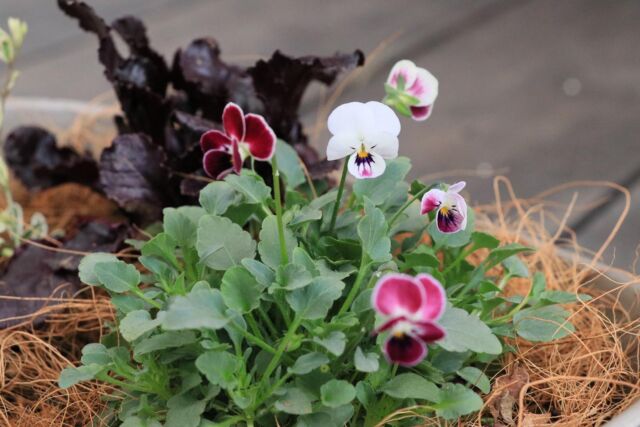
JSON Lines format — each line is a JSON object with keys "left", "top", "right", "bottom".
{"left": 393, "top": 330, "right": 405, "bottom": 338}
{"left": 440, "top": 206, "right": 449, "bottom": 216}
{"left": 357, "top": 144, "right": 369, "bottom": 159}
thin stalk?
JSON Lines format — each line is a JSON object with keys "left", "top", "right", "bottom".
{"left": 328, "top": 160, "right": 349, "bottom": 234}
{"left": 229, "top": 322, "right": 277, "bottom": 354}
{"left": 337, "top": 253, "right": 371, "bottom": 316}
{"left": 387, "top": 187, "right": 429, "bottom": 229}
{"left": 132, "top": 289, "right": 162, "bottom": 309}
{"left": 257, "top": 306, "right": 278, "bottom": 337}
{"left": 271, "top": 156, "right": 289, "bottom": 264}
{"left": 261, "top": 316, "right": 302, "bottom": 383}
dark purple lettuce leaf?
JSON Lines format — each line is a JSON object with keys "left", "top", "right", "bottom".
{"left": 0, "top": 220, "right": 128, "bottom": 328}
{"left": 171, "top": 37, "right": 262, "bottom": 119}
{"left": 248, "top": 50, "right": 364, "bottom": 144}
{"left": 165, "top": 110, "right": 216, "bottom": 171}
{"left": 3, "top": 126, "right": 99, "bottom": 190}
{"left": 58, "top": 1, "right": 170, "bottom": 143}
{"left": 99, "top": 133, "right": 173, "bottom": 222}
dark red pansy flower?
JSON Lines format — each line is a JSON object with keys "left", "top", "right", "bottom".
{"left": 200, "top": 102, "right": 276, "bottom": 179}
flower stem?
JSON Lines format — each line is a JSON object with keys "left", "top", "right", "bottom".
{"left": 271, "top": 156, "right": 288, "bottom": 264}
{"left": 387, "top": 187, "right": 429, "bottom": 229}
{"left": 328, "top": 159, "right": 349, "bottom": 234}
{"left": 337, "top": 253, "right": 371, "bottom": 316}
{"left": 261, "top": 315, "right": 302, "bottom": 383}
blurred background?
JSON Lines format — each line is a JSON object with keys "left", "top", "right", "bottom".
{"left": 2, "top": 0, "right": 639, "bottom": 270}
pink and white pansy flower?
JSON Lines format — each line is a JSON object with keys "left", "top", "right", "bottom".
{"left": 200, "top": 102, "right": 276, "bottom": 179}
{"left": 371, "top": 273, "right": 446, "bottom": 367}
{"left": 326, "top": 101, "right": 400, "bottom": 179}
{"left": 385, "top": 59, "right": 439, "bottom": 122}
{"left": 421, "top": 181, "right": 468, "bottom": 234}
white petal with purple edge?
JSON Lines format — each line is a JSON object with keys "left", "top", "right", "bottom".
{"left": 448, "top": 181, "right": 466, "bottom": 193}
{"left": 415, "top": 274, "right": 447, "bottom": 321}
{"left": 387, "top": 59, "right": 418, "bottom": 89}
{"left": 348, "top": 151, "right": 386, "bottom": 179}
{"left": 421, "top": 188, "right": 445, "bottom": 215}
{"left": 408, "top": 68, "right": 439, "bottom": 106}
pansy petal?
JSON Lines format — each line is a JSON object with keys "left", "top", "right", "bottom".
{"left": 421, "top": 188, "right": 445, "bottom": 214}
{"left": 222, "top": 102, "right": 245, "bottom": 141}
{"left": 448, "top": 181, "right": 466, "bottom": 193}
{"left": 436, "top": 196, "right": 466, "bottom": 233}
{"left": 373, "top": 317, "right": 405, "bottom": 335}
{"left": 348, "top": 151, "right": 386, "bottom": 179}
{"left": 407, "top": 68, "right": 439, "bottom": 106}
{"left": 203, "top": 149, "right": 232, "bottom": 180}
{"left": 414, "top": 321, "right": 446, "bottom": 343}
{"left": 415, "top": 274, "right": 446, "bottom": 320}
{"left": 200, "top": 130, "right": 231, "bottom": 152}
{"left": 328, "top": 102, "right": 374, "bottom": 136}
{"left": 366, "top": 101, "right": 401, "bottom": 136}
{"left": 327, "top": 133, "right": 357, "bottom": 161}
{"left": 383, "top": 334, "right": 427, "bottom": 367}
{"left": 364, "top": 131, "right": 398, "bottom": 160}
{"left": 387, "top": 59, "right": 418, "bottom": 89}
{"left": 244, "top": 113, "right": 276, "bottom": 160}
{"left": 410, "top": 104, "right": 433, "bottom": 122}
{"left": 231, "top": 139, "right": 243, "bottom": 174}
{"left": 371, "top": 273, "right": 426, "bottom": 317}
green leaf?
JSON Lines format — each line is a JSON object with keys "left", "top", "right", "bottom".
{"left": 538, "top": 290, "right": 590, "bottom": 304}
{"left": 471, "top": 231, "right": 500, "bottom": 250}
{"left": 94, "top": 261, "right": 140, "bottom": 293}
{"left": 313, "top": 331, "right": 346, "bottom": 356}
{"left": 514, "top": 305, "right": 575, "bottom": 342}
{"left": 428, "top": 209, "right": 475, "bottom": 248}
{"left": 141, "top": 232, "right": 179, "bottom": 268}
{"left": 197, "top": 215, "right": 256, "bottom": 270}
{"left": 80, "top": 343, "right": 110, "bottom": 366}
{"left": 290, "top": 205, "right": 322, "bottom": 226}
{"left": 121, "top": 416, "right": 162, "bottom": 427}
{"left": 199, "top": 181, "right": 238, "bottom": 215}
{"left": 274, "top": 387, "right": 313, "bottom": 415}
{"left": 401, "top": 245, "right": 439, "bottom": 269}
{"left": 134, "top": 331, "right": 198, "bottom": 356}
{"left": 355, "top": 381, "right": 375, "bottom": 409}
{"left": 119, "top": 310, "right": 161, "bottom": 341}
{"left": 162, "top": 287, "right": 229, "bottom": 331}
{"left": 530, "top": 271, "right": 546, "bottom": 296}
{"left": 353, "top": 157, "right": 411, "bottom": 205}
{"left": 78, "top": 253, "right": 119, "bottom": 286}
{"left": 357, "top": 199, "right": 391, "bottom": 262}
{"left": 433, "top": 383, "right": 483, "bottom": 420}
{"left": 456, "top": 367, "right": 491, "bottom": 393}
{"left": 225, "top": 171, "right": 271, "bottom": 204}
{"left": 354, "top": 347, "right": 379, "bottom": 373}
{"left": 258, "top": 215, "right": 297, "bottom": 269}
{"left": 438, "top": 307, "right": 502, "bottom": 354}
{"left": 289, "top": 352, "right": 329, "bottom": 375}
{"left": 58, "top": 364, "right": 103, "bottom": 388}
{"left": 163, "top": 206, "right": 205, "bottom": 247}
{"left": 241, "top": 258, "right": 275, "bottom": 287}
{"left": 485, "top": 243, "right": 533, "bottom": 268}
{"left": 381, "top": 373, "right": 439, "bottom": 401}
{"left": 275, "top": 139, "right": 306, "bottom": 188}
{"left": 273, "top": 263, "right": 312, "bottom": 291}
{"left": 502, "top": 255, "right": 529, "bottom": 278}
{"left": 320, "top": 380, "right": 356, "bottom": 408}
{"left": 286, "top": 277, "right": 344, "bottom": 320}
{"left": 221, "top": 266, "right": 263, "bottom": 313}
{"left": 166, "top": 394, "right": 207, "bottom": 427}
{"left": 195, "top": 351, "right": 239, "bottom": 389}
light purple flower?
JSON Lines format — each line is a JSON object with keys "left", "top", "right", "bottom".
{"left": 371, "top": 273, "right": 446, "bottom": 367}
{"left": 421, "top": 181, "right": 468, "bottom": 234}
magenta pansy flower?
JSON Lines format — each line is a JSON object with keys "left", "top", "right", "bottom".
{"left": 371, "top": 273, "right": 446, "bottom": 367}
{"left": 200, "top": 102, "right": 276, "bottom": 179}
{"left": 326, "top": 101, "right": 400, "bottom": 179}
{"left": 421, "top": 181, "right": 468, "bottom": 234}
{"left": 385, "top": 60, "right": 438, "bottom": 122}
